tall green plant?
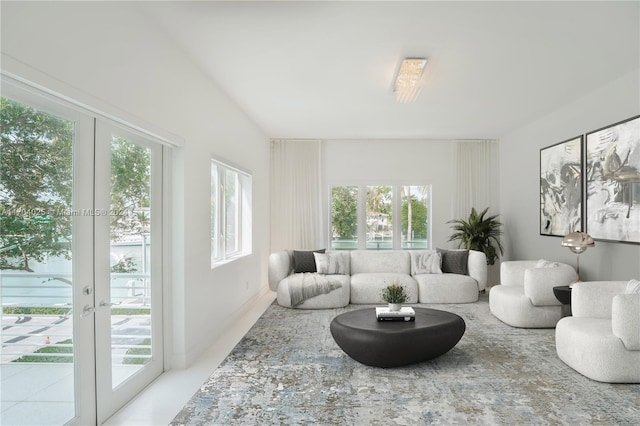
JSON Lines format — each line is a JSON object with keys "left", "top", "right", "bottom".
{"left": 448, "top": 207, "right": 504, "bottom": 265}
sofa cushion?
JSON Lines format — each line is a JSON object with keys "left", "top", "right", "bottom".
{"left": 410, "top": 251, "right": 442, "bottom": 275}
{"left": 350, "top": 273, "right": 418, "bottom": 304}
{"left": 293, "top": 249, "right": 325, "bottom": 273}
{"left": 313, "top": 252, "right": 346, "bottom": 275}
{"left": 437, "top": 249, "right": 469, "bottom": 275}
{"left": 612, "top": 294, "right": 640, "bottom": 350}
{"left": 556, "top": 316, "right": 640, "bottom": 382}
{"left": 415, "top": 273, "right": 478, "bottom": 303}
{"left": 350, "top": 250, "right": 410, "bottom": 274}
{"left": 489, "top": 284, "right": 567, "bottom": 328}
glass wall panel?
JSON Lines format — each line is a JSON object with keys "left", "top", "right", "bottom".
{"left": 330, "top": 186, "right": 358, "bottom": 250}
{"left": 224, "top": 169, "right": 239, "bottom": 256}
{"left": 366, "top": 186, "right": 393, "bottom": 250}
{"left": 401, "top": 185, "right": 430, "bottom": 249}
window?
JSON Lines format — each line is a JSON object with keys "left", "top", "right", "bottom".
{"left": 330, "top": 186, "right": 358, "bottom": 250}
{"left": 366, "top": 185, "right": 393, "bottom": 250}
{"left": 211, "top": 159, "right": 252, "bottom": 266}
{"left": 330, "top": 184, "right": 431, "bottom": 250}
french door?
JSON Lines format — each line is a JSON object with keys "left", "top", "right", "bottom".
{"left": 94, "top": 122, "right": 164, "bottom": 424}
{"left": 0, "top": 78, "right": 164, "bottom": 425}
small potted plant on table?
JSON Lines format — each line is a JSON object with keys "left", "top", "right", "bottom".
{"left": 381, "top": 282, "right": 408, "bottom": 311}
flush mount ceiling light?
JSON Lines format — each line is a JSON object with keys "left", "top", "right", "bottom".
{"left": 393, "top": 58, "right": 427, "bottom": 103}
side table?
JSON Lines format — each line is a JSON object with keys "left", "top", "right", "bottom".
{"left": 553, "top": 285, "right": 572, "bottom": 305}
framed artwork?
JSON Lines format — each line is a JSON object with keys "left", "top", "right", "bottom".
{"left": 585, "top": 115, "right": 640, "bottom": 244}
{"left": 540, "top": 136, "right": 583, "bottom": 236}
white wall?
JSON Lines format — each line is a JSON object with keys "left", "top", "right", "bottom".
{"left": 499, "top": 69, "right": 640, "bottom": 281}
{"left": 1, "top": 1, "right": 271, "bottom": 367}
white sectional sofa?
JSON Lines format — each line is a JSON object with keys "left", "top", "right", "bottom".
{"left": 268, "top": 249, "right": 487, "bottom": 309}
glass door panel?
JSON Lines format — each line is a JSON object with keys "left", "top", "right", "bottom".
{"left": 0, "top": 95, "right": 95, "bottom": 425}
{"left": 109, "top": 136, "right": 153, "bottom": 387}
{"left": 94, "top": 123, "right": 163, "bottom": 424}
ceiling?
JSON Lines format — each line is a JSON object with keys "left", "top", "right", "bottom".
{"left": 140, "top": 1, "right": 639, "bottom": 140}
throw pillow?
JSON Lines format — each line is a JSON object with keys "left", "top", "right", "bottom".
{"left": 313, "top": 252, "right": 346, "bottom": 275}
{"left": 411, "top": 252, "right": 443, "bottom": 275}
{"left": 625, "top": 279, "right": 640, "bottom": 294}
{"left": 535, "top": 259, "right": 560, "bottom": 268}
{"left": 293, "top": 249, "right": 325, "bottom": 273}
{"left": 437, "top": 249, "right": 469, "bottom": 275}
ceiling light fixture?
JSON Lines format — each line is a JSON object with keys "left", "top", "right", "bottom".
{"left": 394, "top": 58, "right": 427, "bottom": 103}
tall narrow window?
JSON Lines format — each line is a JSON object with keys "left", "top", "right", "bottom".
{"left": 330, "top": 186, "right": 358, "bottom": 250}
{"left": 401, "top": 185, "right": 430, "bottom": 249}
{"left": 211, "top": 159, "right": 251, "bottom": 267}
{"left": 366, "top": 186, "right": 393, "bottom": 250}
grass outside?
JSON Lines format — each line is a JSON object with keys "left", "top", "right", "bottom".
{"left": 13, "top": 338, "right": 73, "bottom": 363}
{"left": 3, "top": 307, "right": 150, "bottom": 315}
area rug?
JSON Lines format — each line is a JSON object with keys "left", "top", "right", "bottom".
{"left": 171, "top": 294, "right": 640, "bottom": 425}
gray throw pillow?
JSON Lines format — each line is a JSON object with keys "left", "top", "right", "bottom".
{"left": 293, "top": 249, "right": 325, "bottom": 273}
{"left": 437, "top": 249, "right": 469, "bottom": 275}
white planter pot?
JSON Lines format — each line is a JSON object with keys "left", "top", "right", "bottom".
{"left": 388, "top": 303, "right": 402, "bottom": 312}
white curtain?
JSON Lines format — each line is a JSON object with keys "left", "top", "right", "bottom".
{"left": 270, "top": 139, "right": 325, "bottom": 251}
{"left": 454, "top": 139, "right": 501, "bottom": 286}
{"left": 454, "top": 139, "right": 499, "bottom": 220}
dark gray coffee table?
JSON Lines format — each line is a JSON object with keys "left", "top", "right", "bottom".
{"left": 330, "top": 307, "right": 465, "bottom": 368}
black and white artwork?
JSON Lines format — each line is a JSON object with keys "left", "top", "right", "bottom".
{"left": 540, "top": 136, "right": 583, "bottom": 236}
{"left": 586, "top": 115, "right": 640, "bottom": 244}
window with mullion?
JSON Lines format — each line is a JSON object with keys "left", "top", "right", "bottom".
{"left": 330, "top": 184, "right": 431, "bottom": 250}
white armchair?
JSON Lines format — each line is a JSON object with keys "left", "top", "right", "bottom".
{"left": 555, "top": 281, "right": 640, "bottom": 383}
{"left": 489, "top": 260, "right": 576, "bottom": 328}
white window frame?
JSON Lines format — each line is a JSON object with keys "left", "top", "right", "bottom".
{"left": 211, "top": 157, "right": 252, "bottom": 267}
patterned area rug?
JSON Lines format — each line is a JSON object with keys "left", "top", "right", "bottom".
{"left": 171, "top": 294, "right": 640, "bottom": 425}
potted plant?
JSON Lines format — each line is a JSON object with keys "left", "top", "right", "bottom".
{"left": 381, "top": 282, "right": 408, "bottom": 311}
{"left": 448, "top": 207, "right": 504, "bottom": 266}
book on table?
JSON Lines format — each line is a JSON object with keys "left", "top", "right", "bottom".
{"left": 376, "top": 306, "right": 416, "bottom": 321}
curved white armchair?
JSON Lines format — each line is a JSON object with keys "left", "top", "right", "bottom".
{"left": 489, "top": 260, "right": 576, "bottom": 328}
{"left": 555, "top": 281, "right": 640, "bottom": 383}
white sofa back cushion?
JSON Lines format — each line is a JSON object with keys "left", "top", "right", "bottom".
{"left": 612, "top": 293, "right": 640, "bottom": 350}
{"left": 467, "top": 250, "right": 488, "bottom": 291}
{"left": 572, "top": 281, "right": 628, "bottom": 318}
{"left": 350, "top": 250, "right": 410, "bottom": 274}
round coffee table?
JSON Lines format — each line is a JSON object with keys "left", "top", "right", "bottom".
{"left": 330, "top": 307, "right": 465, "bottom": 368}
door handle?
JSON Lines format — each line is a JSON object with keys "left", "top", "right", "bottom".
{"left": 99, "top": 300, "right": 121, "bottom": 308}
{"left": 80, "top": 305, "right": 95, "bottom": 317}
